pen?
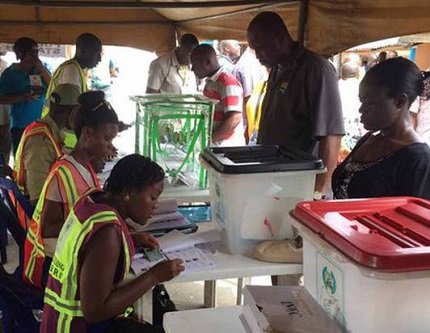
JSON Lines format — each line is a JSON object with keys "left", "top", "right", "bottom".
{"left": 162, "top": 251, "right": 170, "bottom": 261}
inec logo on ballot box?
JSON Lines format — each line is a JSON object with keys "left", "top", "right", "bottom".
{"left": 317, "top": 253, "right": 344, "bottom": 322}
{"left": 322, "top": 266, "right": 336, "bottom": 295}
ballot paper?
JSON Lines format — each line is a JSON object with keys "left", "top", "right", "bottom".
{"left": 126, "top": 199, "right": 196, "bottom": 234}
{"left": 131, "top": 230, "right": 220, "bottom": 274}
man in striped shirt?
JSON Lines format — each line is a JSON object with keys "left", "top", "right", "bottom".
{"left": 191, "top": 44, "right": 245, "bottom": 146}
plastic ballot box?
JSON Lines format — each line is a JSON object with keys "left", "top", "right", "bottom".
{"left": 132, "top": 94, "right": 215, "bottom": 189}
{"left": 291, "top": 197, "right": 430, "bottom": 333}
{"left": 201, "top": 145, "right": 324, "bottom": 254}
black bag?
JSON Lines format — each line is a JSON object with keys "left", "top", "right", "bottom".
{"left": 152, "top": 284, "right": 177, "bottom": 326}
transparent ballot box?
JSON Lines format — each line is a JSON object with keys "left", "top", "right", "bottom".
{"left": 132, "top": 94, "right": 215, "bottom": 189}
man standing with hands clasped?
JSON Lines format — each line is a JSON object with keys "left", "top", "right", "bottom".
{"left": 247, "top": 12, "right": 344, "bottom": 200}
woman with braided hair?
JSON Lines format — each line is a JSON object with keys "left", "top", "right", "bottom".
{"left": 42, "top": 154, "right": 184, "bottom": 333}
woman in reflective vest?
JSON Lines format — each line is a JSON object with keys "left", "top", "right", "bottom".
{"left": 41, "top": 154, "right": 184, "bottom": 333}
{"left": 24, "top": 90, "right": 119, "bottom": 289}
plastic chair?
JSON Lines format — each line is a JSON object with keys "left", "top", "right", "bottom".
{"left": 0, "top": 200, "right": 43, "bottom": 332}
{"left": 0, "top": 174, "right": 34, "bottom": 265}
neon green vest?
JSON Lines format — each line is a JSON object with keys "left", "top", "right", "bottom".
{"left": 44, "top": 205, "right": 133, "bottom": 332}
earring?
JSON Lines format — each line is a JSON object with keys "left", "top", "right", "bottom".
{"left": 124, "top": 195, "right": 130, "bottom": 201}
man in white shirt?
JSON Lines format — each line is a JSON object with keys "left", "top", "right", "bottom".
{"left": 146, "top": 34, "right": 199, "bottom": 94}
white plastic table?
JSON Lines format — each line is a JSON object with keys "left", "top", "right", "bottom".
{"left": 134, "top": 223, "right": 303, "bottom": 322}
{"left": 163, "top": 305, "right": 247, "bottom": 333}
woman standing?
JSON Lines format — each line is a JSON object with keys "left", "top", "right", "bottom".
{"left": 332, "top": 57, "right": 430, "bottom": 199}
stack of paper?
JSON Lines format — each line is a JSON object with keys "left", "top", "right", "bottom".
{"left": 132, "top": 230, "right": 221, "bottom": 275}
{"left": 128, "top": 199, "right": 196, "bottom": 234}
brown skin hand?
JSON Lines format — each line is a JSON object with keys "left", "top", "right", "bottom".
{"left": 80, "top": 225, "right": 184, "bottom": 323}
{"left": 80, "top": 181, "right": 184, "bottom": 323}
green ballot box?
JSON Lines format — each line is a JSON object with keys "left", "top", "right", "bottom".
{"left": 132, "top": 94, "right": 215, "bottom": 189}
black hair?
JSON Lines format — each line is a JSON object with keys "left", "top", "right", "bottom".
{"left": 104, "top": 154, "right": 165, "bottom": 195}
{"left": 180, "top": 34, "right": 199, "bottom": 49}
{"left": 76, "top": 33, "right": 102, "bottom": 51}
{"left": 248, "top": 11, "right": 289, "bottom": 37}
{"left": 73, "top": 90, "right": 119, "bottom": 138}
{"left": 191, "top": 44, "right": 217, "bottom": 60}
{"left": 13, "top": 37, "right": 37, "bottom": 57}
{"left": 362, "top": 57, "right": 424, "bottom": 107}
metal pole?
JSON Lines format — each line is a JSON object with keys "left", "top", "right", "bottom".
{"left": 0, "top": 0, "right": 293, "bottom": 9}
{"left": 297, "top": 0, "right": 308, "bottom": 45}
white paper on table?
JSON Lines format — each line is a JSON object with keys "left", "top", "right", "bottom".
{"left": 131, "top": 246, "right": 215, "bottom": 274}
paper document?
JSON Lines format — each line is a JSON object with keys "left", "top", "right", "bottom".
{"left": 131, "top": 230, "right": 221, "bottom": 274}
{"left": 126, "top": 199, "right": 195, "bottom": 234}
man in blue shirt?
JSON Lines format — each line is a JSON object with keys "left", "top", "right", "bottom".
{"left": 0, "top": 37, "right": 51, "bottom": 155}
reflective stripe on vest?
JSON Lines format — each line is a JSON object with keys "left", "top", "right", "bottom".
{"left": 42, "top": 59, "right": 87, "bottom": 118}
{"left": 45, "top": 209, "right": 131, "bottom": 333}
{"left": 13, "top": 121, "right": 63, "bottom": 194}
{"left": 23, "top": 158, "right": 100, "bottom": 289}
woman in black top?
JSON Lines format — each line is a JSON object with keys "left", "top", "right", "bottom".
{"left": 332, "top": 57, "right": 430, "bottom": 200}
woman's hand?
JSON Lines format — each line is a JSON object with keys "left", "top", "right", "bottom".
{"left": 131, "top": 232, "right": 159, "bottom": 249}
{"left": 151, "top": 259, "right": 184, "bottom": 283}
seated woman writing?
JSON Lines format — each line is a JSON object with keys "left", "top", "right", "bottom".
{"left": 24, "top": 91, "right": 119, "bottom": 289}
{"left": 332, "top": 57, "right": 430, "bottom": 199}
{"left": 41, "top": 154, "right": 184, "bottom": 333}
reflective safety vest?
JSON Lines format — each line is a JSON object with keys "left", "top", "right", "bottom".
{"left": 41, "top": 193, "right": 135, "bottom": 333}
{"left": 42, "top": 59, "right": 88, "bottom": 118}
{"left": 13, "top": 121, "right": 63, "bottom": 230}
{"left": 23, "top": 157, "right": 100, "bottom": 289}
{"left": 246, "top": 81, "right": 267, "bottom": 145}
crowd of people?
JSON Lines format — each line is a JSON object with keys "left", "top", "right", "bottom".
{"left": 0, "top": 9, "right": 430, "bottom": 333}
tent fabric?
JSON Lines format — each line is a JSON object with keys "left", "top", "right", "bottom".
{"left": 0, "top": 1, "right": 429, "bottom": 55}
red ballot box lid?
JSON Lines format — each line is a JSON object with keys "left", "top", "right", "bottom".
{"left": 291, "top": 197, "right": 430, "bottom": 272}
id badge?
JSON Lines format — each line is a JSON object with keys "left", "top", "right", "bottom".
{"left": 29, "top": 75, "right": 42, "bottom": 87}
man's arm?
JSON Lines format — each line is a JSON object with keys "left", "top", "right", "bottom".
{"left": 146, "top": 60, "right": 163, "bottom": 94}
{"left": 212, "top": 111, "right": 242, "bottom": 143}
{"left": 0, "top": 69, "right": 36, "bottom": 104}
{"left": 315, "top": 135, "right": 342, "bottom": 194}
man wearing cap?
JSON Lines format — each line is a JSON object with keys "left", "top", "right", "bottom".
{"left": 14, "top": 84, "right": 80, "bottom": 206}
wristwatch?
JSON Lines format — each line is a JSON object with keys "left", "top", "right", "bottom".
{"left": 313, "top": 191, "right": 325, "bottom": 201}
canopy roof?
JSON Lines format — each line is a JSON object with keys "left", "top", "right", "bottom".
{"left": 0, "top": 0, "right": 430, "bottom": 56}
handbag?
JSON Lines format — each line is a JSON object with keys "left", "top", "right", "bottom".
{"left": 152, "top": 284, "right": 177, "bottom": 326}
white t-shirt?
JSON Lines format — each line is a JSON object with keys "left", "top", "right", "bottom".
{"left": 56, "top": 62, "right": 84, "bottom": 91}
{"left": 45, "top": 155, "right": 96, "bottom": 202}
{"left": 43, "top": 155, "right": 96, "bottom": 256}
